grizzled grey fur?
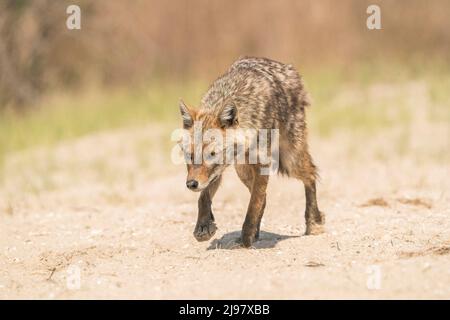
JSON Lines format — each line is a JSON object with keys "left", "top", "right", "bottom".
{"left": 179, "top": 56, "right": 325, "bottom": 247}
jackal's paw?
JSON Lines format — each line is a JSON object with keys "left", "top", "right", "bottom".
{"left": 193, "top": 221, "right": 217, "bottom": 242}
{"left": 241, "top": 236, "right": 255, "bottom": 248}
{"left": 305, "top": 223, "right": 325, "bottom": 236}
{"left": 241, "top": 230, "right": 257, "bottom": 248}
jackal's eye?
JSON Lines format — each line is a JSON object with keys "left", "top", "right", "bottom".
{"left": 210, "top": 151, "right": 216, "bottom": 157}
{"left": 184, "top": 151, "right": 194, "bottom": 163}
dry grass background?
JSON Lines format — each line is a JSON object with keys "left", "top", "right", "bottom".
{"left": 1, "top": 0, "right": 450, "bottom": 106}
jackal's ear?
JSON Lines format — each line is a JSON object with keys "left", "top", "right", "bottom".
{"left": 179, "top": 100, "right": 194, "bottom": 129}
{"left": 219, "top": 104, "right": 237, "bottom": 128}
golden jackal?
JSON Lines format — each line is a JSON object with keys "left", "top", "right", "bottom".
{"left": 179, "top": 56, "right": 324, "bottom": 247}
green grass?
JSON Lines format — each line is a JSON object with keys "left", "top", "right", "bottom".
{"left": 1, "top": 62, "right": 449, "bottom": 167}
{"left": 0, "top": 81, "right": 206, "bottom": 165}
{"left": 304, "top": 61, "right": 450, "bottom": 137}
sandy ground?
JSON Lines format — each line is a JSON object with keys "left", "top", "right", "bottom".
{"left": 0, "top": 119, "right": 449, "bottom": 299}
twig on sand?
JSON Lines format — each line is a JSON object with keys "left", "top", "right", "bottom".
{"left": 46, "top": 268, "right": 56, "bottom": 281}
{"left": 304, "top": 261, "right": 325, "bottom": 267}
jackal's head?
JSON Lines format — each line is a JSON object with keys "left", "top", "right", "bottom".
{"left": 178, "top": 100, "right": 238, "bottom": 192}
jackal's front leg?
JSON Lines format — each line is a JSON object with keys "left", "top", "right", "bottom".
{"left": 193, "top": 176, "right": 221, "bottom": 241}
{"left": 241, "top": 167, "right": 269, "bottom": 247}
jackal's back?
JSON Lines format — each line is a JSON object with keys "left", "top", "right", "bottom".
{"left": 199, "top": 57, "right": 314, "bottom": 177}
{"left": 200, "top": 56, "right": 310, "bottom": 133}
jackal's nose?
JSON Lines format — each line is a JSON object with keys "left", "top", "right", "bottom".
{"left": 186, "top": 180, "right": 199, "bottom": 190}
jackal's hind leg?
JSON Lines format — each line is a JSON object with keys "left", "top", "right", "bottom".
{"left": 293, "top": 152, "right": 325, "bottom": 235}
{"left": 194, "top": 176, "right": 222, "bottom": 241}
{"left": 303, "top": 180, "right": 325, "bottom": 235}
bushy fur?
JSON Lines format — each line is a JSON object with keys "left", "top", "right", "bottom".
{"left": 180, "top": 56, "right": 325, "bottom": 247}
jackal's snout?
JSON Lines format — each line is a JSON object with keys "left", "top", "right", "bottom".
{"left": 186, "top": 179, "right": 199, "bottom": 190}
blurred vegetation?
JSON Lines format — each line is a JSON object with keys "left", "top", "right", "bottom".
{"left": 2, "top": 60, "right": 449, "bottom": 164}
{"left": 1, "top": 0, "right": 449, "bottom": 165}
{"left": 2, "top": 0, "right": 449, "bottom": 107}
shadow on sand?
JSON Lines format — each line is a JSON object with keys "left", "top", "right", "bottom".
{"left": 207, "top": 230, "right": 299, "bottom": 250}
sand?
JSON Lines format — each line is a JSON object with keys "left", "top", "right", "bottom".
{"left": 0, "top": 121, "right": 449, "bottom": 299}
